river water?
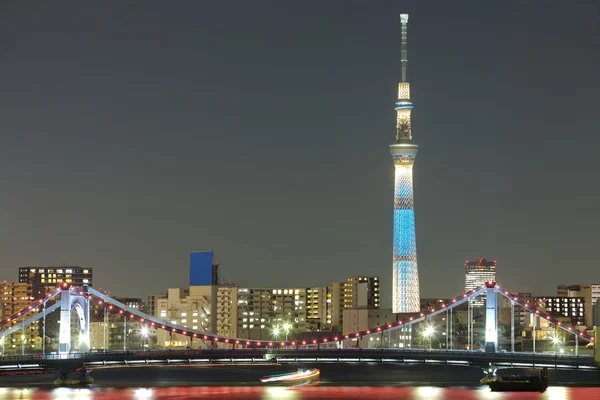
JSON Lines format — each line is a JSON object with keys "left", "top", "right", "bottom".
{"left": 2, "top": 386, "right": 600, "bottom": 399}
{"left": 1, "top": 364, "right": 598, "bottom": 399}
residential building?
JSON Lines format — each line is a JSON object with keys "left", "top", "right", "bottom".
{"left": 237, "top": 287, "right": 307, "bottom": 340}
{"left": 342, "top": 308, "right": 395, "bottom": 348}
{"left": 1, "top": 281, "right": 39, "bottom": 353}
{"left": 147, "top": 294, "right": 166, "bottom": 317}
{"left": 329, "top": 276, "right": 380, "bottom": 329}
{"left": 18, "top": 266, "right": 92, "bottom": 298}
{"left": 535, "top": 296, "right": 585, "bottom": 327}
{"left": 216, "top": 285, "right": 238, "bottom": 339}
{"left": 306, "top": 287, "right": 331, "bottom": 330}
{"left": 557, "top": 284, "right": 600, "bottom": 327}
{"left": 154, "top": 286, "right": 214, "bottom": 348}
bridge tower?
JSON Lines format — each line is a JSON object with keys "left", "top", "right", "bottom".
{"left": 484, "top": 282, "right": 498, "bottom": 353}
{"left": 58, "top": 287, "right": 90, "bottom": 354}
{"left": 391, "top": 13, "right": 421, "bottom": 313}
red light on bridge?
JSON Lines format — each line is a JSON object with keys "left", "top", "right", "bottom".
{"left": 323, "top": 338, "right": 328, "bottom": 342}
{"left": 366, "top": 330, "right": 370, "bottom": 334}
{"left": 224, "top": 339, "right": 229, "bottom": 343}
{"left": 387, "top": 324, "right": 392, "bottom": 328}
{"left": 291, "top": 341, "right": 296, "bottom": 346}
{"left": 355, "top": 333, "right": 360, "bottom": 337}
{"left": 557, "top": 322, "right": 562, "bottom": 326}
{"left": 442, "top": 304, "right": 446, "bottom": 308}
{"left": 182, "top": 331, "right": 187, "bottom": 335}
{"left": 377, "top": 327, "right": 381, "bottom": 331}
{"left": 17, "top": 312, "right": 21, "bottom": 316}
{"left": 334, "top": 337, "right": 338, "bottom": 341}
{"left": 452, "top": 299, "right": 456, "bottom": 303}
{"left": 280, "top": 342, "right": 284, "bottom": 346}
{"left": 312, "top": 340, "right": 317, "bottom": 344}
{"left": 151, "top": 322, "right": 155, "bottom": 326}
{"left": 235, "top": 340, "right": 239, "bottom": 344}
{"left": 172, "top": 328, "right": 176, "bottom": 332}
{"left": 119, "top": 310, "right": 123, "bottom": 314}
{"left": 109, "top": 306, "right": 113, "bottom": 310}
{"left": 213, "top": 338, "right": 218, "bottom": 341}
{"left": 420, "top": 313, "right": 424, "bottom": 317}
{"left": 204, "top": 335, "right": 208, "bottom": 340}
{"left": 194, "top": 334, "right": 198, "bottom": 338}
{"left": 268, "top": 342, "right": 273, "bottom": 346}
{"left": 130, "top": 314, "right": 134, "bottom": 318}
{"left": 140, "top": 318, "right": 144, "bottom": 322}
{"left": 256, "top": 342, "right": 261, "bottom": 346}
{"left": 535, "top": 310, "right": 539, "bottom": 314}
{"left": 162, "top": 325, "right": 166, "bottom": 329}
{"left": 302, "top": 340, "right": 307, "bottom": 345}
{"left": 246, "top": 341, "right": 250, "bottom": 345}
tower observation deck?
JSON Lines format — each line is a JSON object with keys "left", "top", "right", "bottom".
{"left": 391, "top": 13, "right": 420, "bottom": 313}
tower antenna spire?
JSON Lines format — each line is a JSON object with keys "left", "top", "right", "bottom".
{"left": 400, "top": 14, "right": 409, "bottom": 82}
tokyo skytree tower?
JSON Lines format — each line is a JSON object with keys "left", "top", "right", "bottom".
{"left": 391, "top": 14, "right": 420, "bottom": 313}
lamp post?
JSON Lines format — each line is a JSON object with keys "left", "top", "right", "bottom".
{"left": 423, "top": 326, "right": 434, "bottom": 350}
{"left": 0, "top": 336, "right": 4, "bottom": 356}
{"left": 283, "top": 323, "right": 291, "bottom": 342}
{"left": 272, "top": 326, "right": 280, "bottom": 342}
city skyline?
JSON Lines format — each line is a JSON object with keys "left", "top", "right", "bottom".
{"left": 1, "top": 2, "right": 599, "bottom": 305}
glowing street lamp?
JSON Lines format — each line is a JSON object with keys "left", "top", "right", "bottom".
{"left": 0, "top": 336, "right": 4, "bottom": 356}
{"left": 283, "top": 323, "right": 291, "bottom": 341}
{"left": 552, "top": 337, "right": 560, "bottom": 355}
{"left": 140, "top": 326, "right": 149, "bottom": 349}
{"left": 272, "top": 326, "right": 280, "bottom": 341}
{"left": 423, "top": 326, "right": 434, "bottom": 350}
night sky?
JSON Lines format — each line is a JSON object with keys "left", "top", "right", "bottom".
{"left": 1, "top": 1, "right": 599, "bottom": 306}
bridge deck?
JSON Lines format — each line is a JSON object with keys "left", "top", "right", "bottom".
{"left": 0, "top": 349, "right": 595, "bottom": 372}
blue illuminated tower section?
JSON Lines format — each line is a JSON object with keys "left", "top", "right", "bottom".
{"left": 391, "top": 14, "right": 420, "bottom": 313}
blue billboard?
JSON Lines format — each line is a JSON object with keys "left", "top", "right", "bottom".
{"left": 190, "top": 251, "right": 213, "bottom": 286}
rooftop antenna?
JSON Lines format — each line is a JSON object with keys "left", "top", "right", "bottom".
{"left": 400, "top": 14, "right": 409, "bottom": 83}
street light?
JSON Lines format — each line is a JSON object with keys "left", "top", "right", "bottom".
{"left": 140, "top": 326, "right": 149, "bottom": 350}
{"left": 0, "top": 336, "right": 4, "bottom": 356}
{"left": 272, "top": 326, "right": 280, "bottom": 341}
{"left": 283, "top": 323, "right": 291, "bottom": 341}
{"left": 553, "top": 337, "right": 560, "bottom": 355}
{"left": 423, "top": 326, "right": 434, "bottom": 350}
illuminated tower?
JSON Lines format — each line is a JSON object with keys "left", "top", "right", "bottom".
{"left": 391, "top": 14, "right": 420, "bottom": 313}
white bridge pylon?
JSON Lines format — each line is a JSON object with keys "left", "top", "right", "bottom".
{"left": 0, "top": 282, "right": 595, "bottom": 354}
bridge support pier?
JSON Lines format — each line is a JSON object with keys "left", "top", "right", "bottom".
{"left": 484, "top": 284, "right": 497, "bottom": 353}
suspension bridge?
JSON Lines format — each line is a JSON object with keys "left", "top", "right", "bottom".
{"left": 0, "top": 281, "right": 597, "bottom": 380}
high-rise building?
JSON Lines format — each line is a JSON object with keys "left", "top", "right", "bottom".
{"left": 154, "top": 286, "right": 214, "bottom": 348}
{"left": 391, "top": 14, "right": 420, "bottom": 313}
{"left": 216, "top": 284, "right": 238, "bottom": 339}
{"left": 1, "top": 281, "right": 39, "bottom": 353}
{"left": 464, "top": 259, "right": 496, "bottom": 307}
{"left": 557, "top": 284, "right": 600, "bottom": 327}
{"left": 306, "top": 287, "right": 331, "bottom": 330}
{"left": 329, "top": 276, "right": 380, "bottom": 329}
{"left": 18, "top": 266, "right": 93, "bottom": 298}
{"left": 535, "top": 296, "right": 585, "bottom": 327}
{"left": 147, "top": 293, "right": 167, "bottom": 317}
{"left": 236, "top": 287, "right": 307, "bottom": 340}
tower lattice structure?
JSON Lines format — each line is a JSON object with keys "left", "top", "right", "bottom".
{"left": 391, "top": 14, "right": 420, "bottom": 313}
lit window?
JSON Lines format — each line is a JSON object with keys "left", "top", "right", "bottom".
{"left": 181, "top": 312, "right": 187, "bottom": 317}
{"left": 192, "top": 326, "right": 198, "bottom": 330}
{"left": 66, "top": 269, "right": 72, "bottom": 273}
{"left": 181, "top": 319, "right": 187, "bottom": 323}
{"left": 83, "top": 270, "right": 89, "bottom": 274}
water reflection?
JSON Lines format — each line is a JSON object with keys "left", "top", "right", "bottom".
{"left": 0, "top": 386, "right": 597, "bottom": 399}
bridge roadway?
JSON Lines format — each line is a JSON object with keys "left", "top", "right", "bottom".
{"left": 0, "top": 348, "right": 596, "bottom": 373}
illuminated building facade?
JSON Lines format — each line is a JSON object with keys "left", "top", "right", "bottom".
{"left": 391, "top": 14, "right": 420, "bottom": 313}
{"left": 464, "top": 259, "right": 496, "bottom": 307}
